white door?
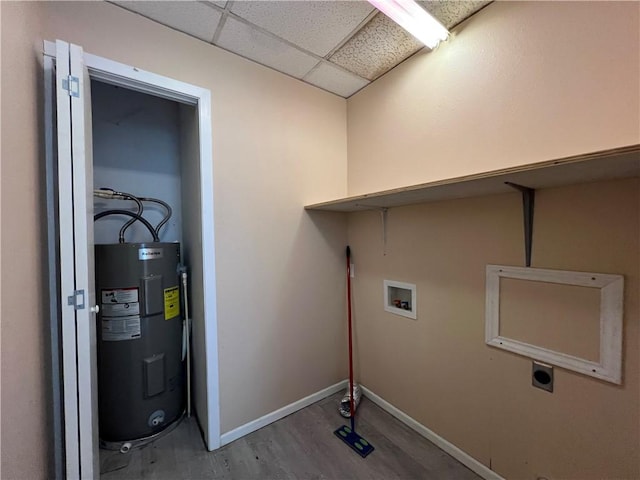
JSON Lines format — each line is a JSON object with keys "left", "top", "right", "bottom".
{"left": 55, "top": 39, "right": 99, "bottom": 479}
{"left": 49, "top": 38, "right": 220, "bottom": 477}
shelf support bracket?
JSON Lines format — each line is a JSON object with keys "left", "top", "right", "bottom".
{"left": 354, "top": 204, "right": 389, "bottom": 255}
{"left": 379, "top": 207, "right": 389, "bottom": 256}
{"left": 505, "top": 182, "right": 535, "bottom": 267}
{"left": 380, "top": 208, "right": 388, "bottom": 256}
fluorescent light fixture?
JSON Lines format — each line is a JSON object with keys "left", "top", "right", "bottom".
{"left": 367, "top": 0, "right": 449, "bottom": 49}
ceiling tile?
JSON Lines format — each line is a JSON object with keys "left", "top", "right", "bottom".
{"left": 418, "top": 0, "right": 491, "bottom": 29}
{"left": 304, "top": 63, "right": 369, "bottom": 98}
{"left": 113, "top": 1, "right": 222, "bottom": 42}
{"left": 229, "top": 1, "right": 375, "bottom": 57}
{"left": 216, "top": 16, "right": 320, "bottom": 79}
{"left": 204, "top": 0, "right": 228, "bottom": 8}
{"left": 329, "top": 13, "right": 423, "bottom": 81}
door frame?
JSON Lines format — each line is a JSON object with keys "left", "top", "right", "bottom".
{"left": 44, "top": 40, "right": 221, "bottom": 477}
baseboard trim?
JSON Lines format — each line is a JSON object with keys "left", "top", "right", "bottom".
{"left": 220, "top": 379, "right": 347, "bottom": 446}
{"left": 360, "top": 386, "right": 504, "bottom": 480}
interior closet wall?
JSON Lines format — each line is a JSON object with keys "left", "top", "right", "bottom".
{"left": 92, "top": 81, "right": 183, "bottom": 244}
{"left": 347, "top": 1, "right": 640, "bottom": 195}
{"left": 0, "top": 2, "right": 348, "bottom": 477}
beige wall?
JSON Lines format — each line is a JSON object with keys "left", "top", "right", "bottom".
{"left": 1, "top": 2, "right": 348, "bottom": 477}
{"left": 346, "top": 3, "right": 639, "bottom": 478}
{"left": 347, "top": 1, "right": 640, "bottom": 196}
{"left": 2, "top": 1, "right": 639, "bottom": 479}
{"left": 1, "top": 2, "right": 49, "bottom": 479}
{"left": 348, "top": 178, "right": 639, "bottom": 479}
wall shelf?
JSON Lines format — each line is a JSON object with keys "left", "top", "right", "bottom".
{"left": 305, "top": 145, "right": 640, "bottom": 212}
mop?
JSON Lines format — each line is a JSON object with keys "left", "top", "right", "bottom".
{"left": 334, "top": 246, "right": 374, "bottom": 458}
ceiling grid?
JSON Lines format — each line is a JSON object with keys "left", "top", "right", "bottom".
{"left": 112, "top": 0, "right": 491, "bottom": 97}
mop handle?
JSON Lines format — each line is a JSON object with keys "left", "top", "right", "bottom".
{"left": 347, "top": 246, "right": 355, "bottom": 432}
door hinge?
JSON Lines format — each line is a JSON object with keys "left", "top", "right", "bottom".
{"left": 62, "top": 75, "right": 80, "bottom": 98}
{"left": 67, "top": 289, "right": 86, "bottom": 310}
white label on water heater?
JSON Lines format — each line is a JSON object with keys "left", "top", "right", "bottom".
{"left": 138, "top": 248, "right": 164, "bottom": 261}
{"left": 102, "top": 316, "right": 141, "bottom": 341}
{"left": 101, "top": 302, "right": 140, "bottom": 317}
{"left": 102, "top": 288, "right": 138, "bottom": 304}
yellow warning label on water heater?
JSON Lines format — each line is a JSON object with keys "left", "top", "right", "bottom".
{"left": 164, "top": 286, "right": 180, "bottom": 320}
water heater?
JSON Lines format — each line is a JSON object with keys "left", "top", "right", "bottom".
{"left": 95, "top": 242, "right": 184, "bottom": 442}
{"left": 93, "top": 189, "right": 185, "bottom": 447}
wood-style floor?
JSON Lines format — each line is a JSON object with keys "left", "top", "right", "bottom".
{"left": 100, "top": 392, "right": 481, "bottom": 479}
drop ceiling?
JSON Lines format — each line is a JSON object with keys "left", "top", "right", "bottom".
{"left": 112, "top": 1, "right": 491, "bottom": 98}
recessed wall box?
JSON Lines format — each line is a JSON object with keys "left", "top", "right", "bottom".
{"left": 384, "top": 280, "right": 417, "bottom": 320}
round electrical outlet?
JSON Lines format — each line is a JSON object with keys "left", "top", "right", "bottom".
{"left": 533, "top": 370, "right": 551, "bottom": 385}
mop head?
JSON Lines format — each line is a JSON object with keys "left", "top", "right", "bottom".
{"left": 334, "top": 425, "right": 374, "bottom": 458}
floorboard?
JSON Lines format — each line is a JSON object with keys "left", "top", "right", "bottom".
{"left": 100, "top": 392, "right": 482, "bottom": 479}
